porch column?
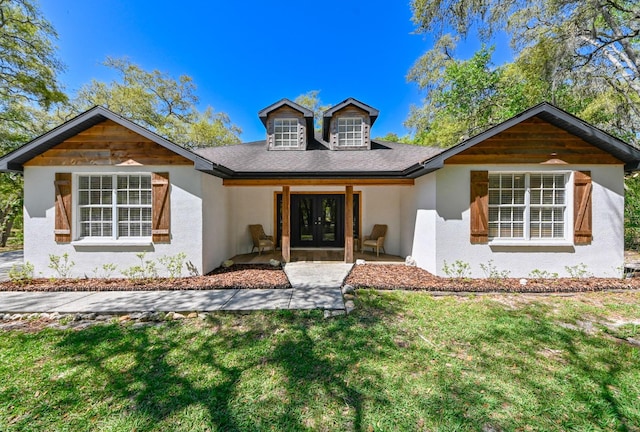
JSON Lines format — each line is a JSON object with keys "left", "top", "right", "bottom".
{"left": 282, "top": 185, "right": 290, "bottom": 262}
{"left": 345, "top": 185, "right": 354, "bottom": 263}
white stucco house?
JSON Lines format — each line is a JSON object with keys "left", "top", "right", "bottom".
{"left": 1, "top": 98, "right": 639, "bottom": 278}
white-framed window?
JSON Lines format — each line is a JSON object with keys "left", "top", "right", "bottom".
{"left": 338, "top": 117, "right": 363, "bottom": 147}
{"left": 488, "top": 172, "right": 568, "bottom": 241}
{"left": 77, "top": 174, "right": 152, "bottom": 239}
{"left": 274, "top": 118, "right": 299, "bottom": 147}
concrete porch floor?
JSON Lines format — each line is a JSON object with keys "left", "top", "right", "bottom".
{"left": 229, "top": 249, "right": 405, "bottom": 264}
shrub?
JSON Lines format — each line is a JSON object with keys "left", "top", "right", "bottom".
{"left": 565, "top": 263, "right": 591, "bottom": 278}
{"left": 442, "top": 260, "right": 472, "bottom": 279}
{"left": 48, "top": 253, "right": 75, "bottom": 278}
{"left": 159, "top": 252, "right": 187, "bottom": 279}
{"left": 122, "top": 252, "right": 158, "bottom": 281}
{"left": 528, "top": 269, "right": 559, "bottom": 279}
{"left": 92, "top": 263, "right": 117, "bottom": 278}
{"left": 479, "top": 260, "right": 510, "bottom": 282}
{"left": 8, "top": 262, "right": 34, "bottom": 285}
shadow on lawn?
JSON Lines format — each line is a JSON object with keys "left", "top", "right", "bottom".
{"left": 41, "top": 300, "right": 404, "bottom": 431}
{"left": 446, "top": 302, "right": 639, "bottom": 431}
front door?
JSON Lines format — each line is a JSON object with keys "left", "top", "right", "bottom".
{"left": 276, "top": 192, "right": 360, "bottom": 248}
{"left": 291, "top": 194, "right": 343, "bottom": 247}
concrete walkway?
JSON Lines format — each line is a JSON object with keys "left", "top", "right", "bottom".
{"left": 0, "top": 252, "right": 350, "bottom": 313}
{"left": 0, "top": 288, "right": 345, "bottom": 313}
{"left": 284, "top": 262, "right": 353, "bottom": 289}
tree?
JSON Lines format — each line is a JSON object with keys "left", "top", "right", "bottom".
{"left": 0, "top": 0, "right": 67, "bottom": 246}
{"left": 73, "top": 57, "right": 241, "bottom": 148}
{"left": 408, "top": 0, "right": 640, "bottom": 145}
{"left": 294, "top": 90, "right": 332, "bottom": 131}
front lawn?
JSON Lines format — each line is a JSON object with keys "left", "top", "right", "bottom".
{"left": 1, "top": 290, "right": 639, "bottom": 431}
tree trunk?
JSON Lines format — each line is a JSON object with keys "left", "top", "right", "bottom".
{"left": 0, "top": 217, "right": 13, "bottom": 247}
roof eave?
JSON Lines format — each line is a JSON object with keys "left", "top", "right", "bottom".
{"left": 227, "top": 170, "right": 413, "bottom": 180}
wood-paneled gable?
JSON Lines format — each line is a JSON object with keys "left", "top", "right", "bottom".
{"left": 24, "top": 120, "right": 192, "bottom": 167}
{"left": 446, "top": 117, "right": 623, "bottom": 165}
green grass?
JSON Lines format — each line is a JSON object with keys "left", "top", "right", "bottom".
{"left": 1, "top": 291, "right": 640, "bottom": 431}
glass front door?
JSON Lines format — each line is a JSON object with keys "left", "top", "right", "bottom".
{"left": 291, "top": 194, "right": 342, "bottom": 247}
{"left": 276, "top": 193, "right": 360, "bottom": 248}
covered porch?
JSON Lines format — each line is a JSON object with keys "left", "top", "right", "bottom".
{"left": 223, "top": 178, "right": 415, "bottom": 264}
{"left": 229, "top": 248, "right": 405, "bottom": 264}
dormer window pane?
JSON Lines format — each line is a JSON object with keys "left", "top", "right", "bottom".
{"left": 338, "top": 118, "right": 363, "bottom": 147}
{"left": 274, "top": 119, "right": 298, "bottom": 147}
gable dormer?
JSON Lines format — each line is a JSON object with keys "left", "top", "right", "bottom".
{"left": 258, "top": 99, "right": 314, "bottom": 151}
{"left": 322, "top": 98, "right": 379, "bottom": 150}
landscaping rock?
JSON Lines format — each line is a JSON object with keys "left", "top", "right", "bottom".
{"left": 324, "top": 310, "right": 346, "bottom": 318}
{"left": 95, "top": 315, "right": 112, "bottom": 321}
{"left": 73, "top": 322, "right": 93, "bottom": 330}
{"left": 138, "top": 312, "right": 152, "bottom": 322}
{"left": 343, "top": 294, "right": 355, "bottom": 301}
{"left": 355, "top": 259, "right": 366, "bottom": 265}
{"left": 341, "top": 284, "right": 355, "bottom": 295}
{"left": 345, "top": 300, "right": 355, "bottom": 314}
{"left": 151, "top": 311, "right": 165, "bottom": 321}
{"left": 131, "top": 322, "right": 150, "bottom": 329}
{"left": 269, "top": 259, "right": 281, "bottom": 267}
{"left": 82, "top": 313, "right": 97, "bottom": 320}
{"left": 198, "top": 313, "right": 208, "bottom": 320}
{"left": 405, "top": 256, "right": 417, "bottom": 266}
{"left": 187, "top": 312, "right": 198, "bottom": 319}
{"left": 118, "top": 315, "right": 130, "bottom": 322}
{"left": 172, "top": 312, "right": 186, "bottom": 320}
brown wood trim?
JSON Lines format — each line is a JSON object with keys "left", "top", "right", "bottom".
{"left": 223, "top": 178, "right": 414, "bottom": 186}
{"left": 345, "top": 186, "right": 354, "bottom": 263}
{"left": 282, "top": 186, "right": 290, "bottom": 262}
{"left": 273, "top": 191, "right": 362, "bottom": 249}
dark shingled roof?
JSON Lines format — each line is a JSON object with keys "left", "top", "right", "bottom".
{"left": 194, "top": 136, "right": 444, "bottom": 178}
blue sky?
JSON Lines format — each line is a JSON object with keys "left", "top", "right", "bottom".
{"left": 39, "top": 0, "right": 507, "bottom": 142}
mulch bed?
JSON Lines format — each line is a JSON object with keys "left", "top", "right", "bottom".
{"left": 2, "top": 263, "right": 640, "bottom": 293}
{"left": 0, "top": 264, "right": 290, "bottom": 292}
{"left": 345, "top": 264, "right": 640, "bottom": 293}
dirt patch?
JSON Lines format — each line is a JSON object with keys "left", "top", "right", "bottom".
{"left": 0, "top": 264, "right": 290, "bottom": 292}
{"left": 344, "top": 264, "right": 640, "bottom": 293}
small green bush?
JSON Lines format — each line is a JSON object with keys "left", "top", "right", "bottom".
{"left": 48, "top": 253, "right": 75, "bottom": 278}
{"left": 8, "top": 262, "right": 35, "bottom": 285}
{"left": 159, "top": 252, "right": 187, "bottom": 279}
{"left": 122, "top": 252, "right": 158, "bottom": 281}
{"left": 565, "top": 263, "right": 591, "bottom": 278}
{"left": 528, "top": 269, "right": 559, "bottom": 279}
{"left": 442, "top": 260, "right": 472, "bottom": 279}
{"left": 479, "top": 260, "right": 510, "bottom": 282}
{"left": 92, "top": 263, "right": 117, "bottom": 278}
